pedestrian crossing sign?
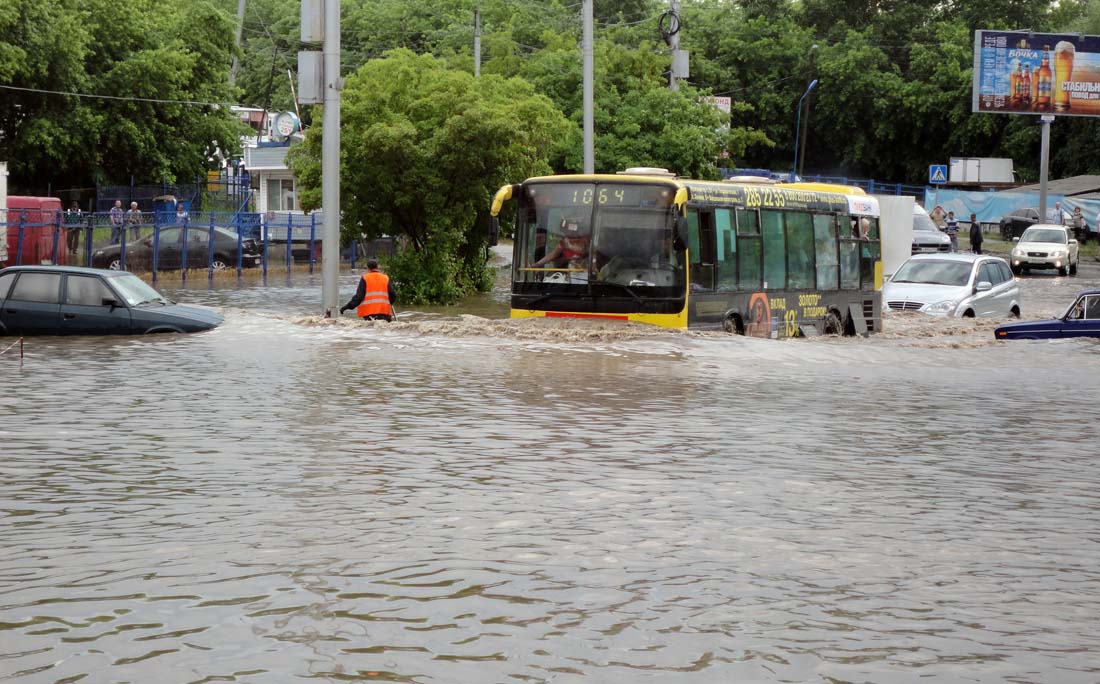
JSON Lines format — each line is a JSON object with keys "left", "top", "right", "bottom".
{"left": 929, "top": 165, "right": 948, "bottom": 184}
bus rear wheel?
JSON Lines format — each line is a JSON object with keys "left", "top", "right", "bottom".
{"left": 823, "top": 310, "right": 844, "bottom": 336}
{"left": 723, "top": 314, "right": 744, "bottom": 335}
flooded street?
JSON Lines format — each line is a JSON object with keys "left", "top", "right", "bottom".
{"left": 3, "top": 265, "right": 1100, "bottom": 683}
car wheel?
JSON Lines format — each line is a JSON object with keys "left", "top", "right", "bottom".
{"left": 723, "top": 314, "right": 744, "bottom": 335}
{"left": 963, "top": 309, "right": 975, "bottom": 318}
{"left": 107, "top": 258, "right": 122, "bottom": 270}
{"left": 1011, "top": 305, "right": 1021, "bottom": 318}
{"left": 1059, "top": 263, "right": 1069, "bottom": 276}
{"left": 210, "top": 256, "right": 230, "bottom": 270}
{"left": 1070, "top": 260, "right": 1078, "bottom": 276}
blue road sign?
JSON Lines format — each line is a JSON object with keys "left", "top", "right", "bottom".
{"left": 929, "top": 165, "right": 948, "bottom": 184}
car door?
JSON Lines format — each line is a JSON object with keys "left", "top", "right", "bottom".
{"left": 1061, "top": 295, "right": 1100, "bottom": 337}
{"left": 972, "top": 262, "right": 999, "bottom": 316}
{"left": 153, "top": 228, "right": 182, "bottom": 270}
{"left": 995, "top": 261, "right": 1018, "bottom": 313}
{"left": 0, "top": 271, "right": 62, "bottom": 334}
{"left": 59, "top": 273, "right": 132, "bottom": 334}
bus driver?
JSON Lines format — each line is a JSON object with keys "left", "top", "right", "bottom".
{"left": 532, "top": 219, "right": 590, "bottom": 268}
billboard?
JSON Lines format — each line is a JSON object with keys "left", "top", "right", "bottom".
{"left": 973, "top": 30, "right": 1100, "bottom": 117}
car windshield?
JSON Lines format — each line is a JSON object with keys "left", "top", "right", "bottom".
{"left": 891, "top": 259, "right": 973, "bottom": 286}
{"left": 1020, "top": 228, "right": 1067, "bottom": 244}
{"left": 108, "top": 273, "right": 171, "bottom": 306}
{"left": 913, "top": 212, "right": 940, "bottom": 232}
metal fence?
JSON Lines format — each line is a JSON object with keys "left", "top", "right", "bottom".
{"left": 0, "top": 210, "right": 395, "bottom": 282}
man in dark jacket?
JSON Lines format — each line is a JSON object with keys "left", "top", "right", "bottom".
{"left": 969, "top": 213, "right": 983, "bottom": 255}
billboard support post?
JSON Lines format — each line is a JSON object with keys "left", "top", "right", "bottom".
{"left": 1039, "top": 114, "right": 1053, "bottom": 222}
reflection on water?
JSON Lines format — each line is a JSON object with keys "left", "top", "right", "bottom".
{"left": 2, "top": 270, "right": 1100, "bottom": 683}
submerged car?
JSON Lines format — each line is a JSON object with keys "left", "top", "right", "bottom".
{"left": 0, "top": 265, "right": 223, "bottom": 335}
{"left": 1009, "top": 224, "right": 1079, "bottom": 276}
{"left": 91, "top": 226, "right": 263, "bottom": 271}
{"left": 995, "top": 290, "right": 1100, "bottom": 340}
{"left": 912, "top": 204, "right": 951, "bottom": 254}
{"left": 883, "top": 253, "right": 1020, "bottom": 318}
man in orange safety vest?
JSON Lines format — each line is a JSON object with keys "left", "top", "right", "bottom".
{"left": 339, "top": 259, "right": 397, "bottom": 321}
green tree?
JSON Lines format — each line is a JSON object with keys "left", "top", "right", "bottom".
{"left": 0, "top": 0, "right": 245, "bottom": 193}
{"left": 288, "top": 49, "right": 570, "bottom": 304}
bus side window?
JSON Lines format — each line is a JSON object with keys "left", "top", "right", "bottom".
{"left": 688, "top": 209, "right": 715, "bottom": 290}
{"left": 814, "top": 214, "right": 838, "bottom": 291}
{"left": 736, "top": 209, "right": 761, "bottom": 291}
{"left": 715, "top": 208, "right": 736, "bottom": 291}
{"left": 761, "top": 209, "right": 786, "bottom": 290}
{"left": 785, "top": 211, "right": 814, "bottom": 289}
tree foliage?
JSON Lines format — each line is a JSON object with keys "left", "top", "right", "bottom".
{"left": 0, "top": 0, "right": 244, "bottom": 193}
{"left": 287, "top": 49, "right": 570, "bottom": 304}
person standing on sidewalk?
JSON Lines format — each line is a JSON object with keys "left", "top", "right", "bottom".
{"left": 944, "top": 211, "right": 960, "bottom": 252}
{"left": 109, "top": 200, "right": 125, "bottom": 244}
{"left": 125, "top": 202, "right": 143, "bottom": 241}
{"left": 969, "top": 213, "right": 983, "bottom": 254}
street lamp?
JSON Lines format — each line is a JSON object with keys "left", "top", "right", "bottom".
{"left": 792, "top": 78, "right": 819, "bottom": 180}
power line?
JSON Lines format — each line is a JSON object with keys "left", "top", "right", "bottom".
{"left": 0, "top": 84, "right": 236, "bottom": 107}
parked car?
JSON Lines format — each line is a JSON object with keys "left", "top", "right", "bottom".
{"left": 912, "top": 204, "right": 951, "bottom": 254}
{"left": 0, "top": 265, "right": 223, "bottom": 335}
{"left": 995, "top": 290, "right": 1100, "bottom": 339}
{"left": 883, "top": 253, "right": 1021, "bottom": 318}
{"left": 999, "top": 206, "right": 1083, "bottom": 240}
{"left": 1008, "top": 224, "right": 1079, "bottom": 276}
{"left": 91, "top": 226, "right": 262, "bottom": 271}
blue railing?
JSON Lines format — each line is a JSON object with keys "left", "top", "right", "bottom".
{"left": 1, "top": 210, "right": 394, "bottom": 282}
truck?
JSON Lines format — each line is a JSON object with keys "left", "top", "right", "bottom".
{"left": 948, "top": 157, "right": 1015, "bottom": 186}
{"left": 0, "top": 162, "right": 7, "bottom": 264}
{"left": 3, "top": 196, "right": 66, "bottom": 267}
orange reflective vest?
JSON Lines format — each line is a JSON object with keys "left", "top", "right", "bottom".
{"left": 356, "top": 271, "right": 393, "bottom": 318}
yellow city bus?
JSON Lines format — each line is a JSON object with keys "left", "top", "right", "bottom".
{"left": 489, "top": 169, "right": 882, "bottom": 337}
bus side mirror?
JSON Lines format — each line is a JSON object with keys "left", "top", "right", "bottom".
{"left": 489, "top": 217, "right": 500, "bottom": 247}
{"left": 673, "top": 216, "right": 688, "bottom": 251}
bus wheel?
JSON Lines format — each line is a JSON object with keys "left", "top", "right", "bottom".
{"left": 723, "top": 314, "right": 744, "bottom": 335}
{"left": 823, "top": 310, "right": 844, "bottom": 336}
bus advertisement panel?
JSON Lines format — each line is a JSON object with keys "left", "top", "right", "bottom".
{"left": 973, "top": 30, "right": 1100, "bottom": 117}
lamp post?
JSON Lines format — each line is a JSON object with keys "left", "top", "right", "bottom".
{"left": 792, "top": 78, "right": 818, "bottom": 180}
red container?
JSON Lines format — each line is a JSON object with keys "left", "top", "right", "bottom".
{"left": 4, "top": 196, "right": 66, "bottom": 267}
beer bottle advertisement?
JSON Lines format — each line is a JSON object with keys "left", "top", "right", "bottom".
{"left": 973, "top": 30, "right": 1100, "bottom": 117}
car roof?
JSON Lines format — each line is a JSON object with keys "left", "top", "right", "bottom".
{"left": 906, "top": 253, "right": 1005, "bottom": 264}
{"left": 1022, "top": 223, "right": 1068, "bottom": 230}
{"left": 0, "top": 265, "right": 131, "bottom": 277}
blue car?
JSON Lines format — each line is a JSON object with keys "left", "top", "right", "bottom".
{"left": 0, "top": 265, "right": 223, "bottom": 335}
{"left": 995, "top": 289, "right": 1100, "bottom": 340}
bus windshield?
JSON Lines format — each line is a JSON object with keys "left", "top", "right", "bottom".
{"left": 514, "top": 181, "right": 682, "bottom": 291}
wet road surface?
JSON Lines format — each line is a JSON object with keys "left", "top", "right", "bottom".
{"left": 2, "top": 266, "right": 1099, "bottom": 683}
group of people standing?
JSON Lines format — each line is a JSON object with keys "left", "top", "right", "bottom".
{"left": 933, "top": 207, "right": 984, "bottom": 254}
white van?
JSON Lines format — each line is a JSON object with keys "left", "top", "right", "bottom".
{"left": 911, "top": 204, "right": 950, "bottom": 254}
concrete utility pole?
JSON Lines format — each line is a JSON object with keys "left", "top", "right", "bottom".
{"left": 669, "top": 0, "right": 680, "bottom": 91}
{"left": 474, "top": 7, "right": 481, "bottom": 77}
{"left": 230, "top": 0, "right": 246, "bottom": 85}
{"left": 1038, "top": 114, "right": 1053, "bottom": 221}
{"left": 321, "top": 0, "right": 342, "bottom": 317}
{"left": 582, "top": 0, "right": 594, "bottom": 173}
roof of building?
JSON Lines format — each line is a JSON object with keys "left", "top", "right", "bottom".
{"left": 1010, "top": 175, "right": 1100, "bottom": 197}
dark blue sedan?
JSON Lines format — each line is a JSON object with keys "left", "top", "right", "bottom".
{"left": 0, "top": 265, "right": 223, "bottom": 335}
{"left": 995, "top": 289, "right": 1100, "bottom": 340}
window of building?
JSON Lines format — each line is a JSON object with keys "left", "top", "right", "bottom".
{"left": 267, "top": 178, "right": 296, "bottom": 212}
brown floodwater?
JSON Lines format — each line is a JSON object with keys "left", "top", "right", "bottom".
{"left": 2, "top": 265, "right": 1099, "bottom": 683}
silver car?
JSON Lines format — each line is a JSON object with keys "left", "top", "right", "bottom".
{"left": 884, "top": 253, "right": 1021, "bottom": 318}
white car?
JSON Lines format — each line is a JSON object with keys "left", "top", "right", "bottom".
{"left": 1010, "top": 224, "right": 1079, "bottom": 276}
{"left": 912, "top": 204, "right": 951, "bottom": 253}
{"left": 884, "top": 253, "right": 1021, "bottom": 318}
